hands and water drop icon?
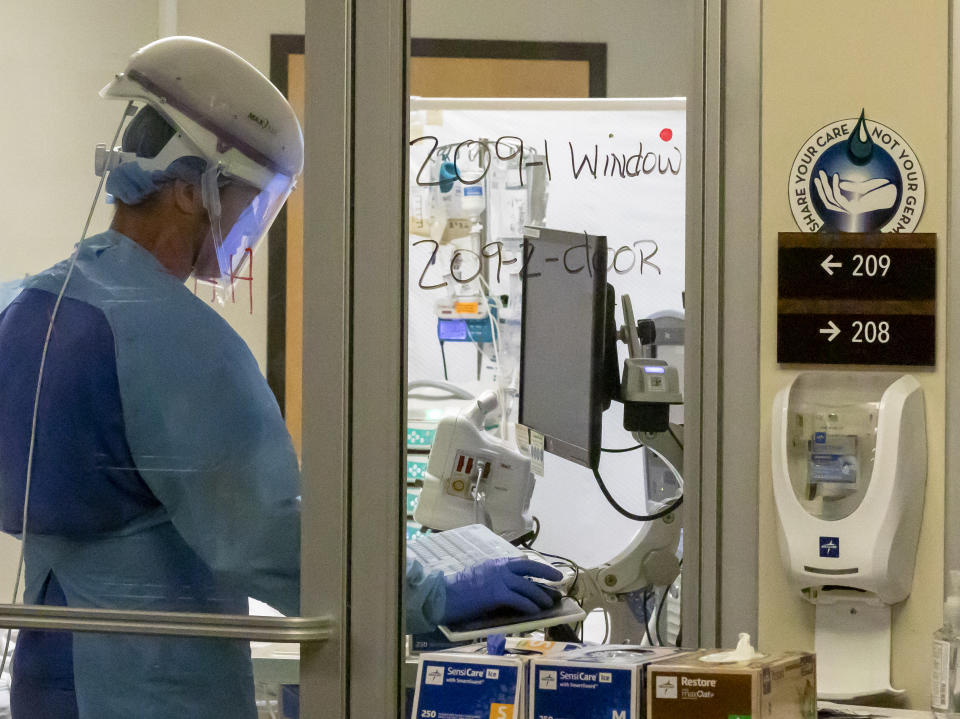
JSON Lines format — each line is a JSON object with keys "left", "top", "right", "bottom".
{"left": 813, "top": 170, "right": 897, "bottom": 217}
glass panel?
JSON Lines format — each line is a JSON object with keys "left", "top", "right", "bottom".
{"left": 0, "top": 7, "right": 308, "bottom": 718}
{"left": 403, "top": 2, "right": 701, "bottom": 706}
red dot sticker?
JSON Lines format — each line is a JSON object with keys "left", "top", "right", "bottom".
{"left": 660, "top": 128, "right": 673, "bottom": 142}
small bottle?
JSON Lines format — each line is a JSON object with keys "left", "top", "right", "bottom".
{"left": 932, "top": 570, "right": 960, "bottom": 718}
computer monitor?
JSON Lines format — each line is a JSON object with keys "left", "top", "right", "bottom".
{"left": 518, "top": 227, "right": 618, "bottom": 470}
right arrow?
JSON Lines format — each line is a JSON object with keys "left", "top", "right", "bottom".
{"left": 819, "top": 320, "right": 841, "bottom": 342}
{"left": 821, "top": 254, "right": 843, "bottom": 275}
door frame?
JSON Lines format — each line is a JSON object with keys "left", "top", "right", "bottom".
{"left": 296, "top": 1, "right": 762, "bottom": 714}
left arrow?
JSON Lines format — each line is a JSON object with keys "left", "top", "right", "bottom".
{"left": 819, "top": 321, "right": 841, "bottom": 342}
{"left": 821, "top": 254, "right": 843, "bottom": 275}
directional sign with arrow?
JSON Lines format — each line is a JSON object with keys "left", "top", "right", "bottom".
{"left": 778, "top": 311, "right": 934, "bottom": 365}
{"left": 779, "top": 233, "right": 935, "bottom": 301}
{"left": 778, "top": 232, "right": 936, "bottom": 366}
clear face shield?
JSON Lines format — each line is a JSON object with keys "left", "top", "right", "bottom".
{"left": 195, "top": 166, "right": 295, "bottom": 287}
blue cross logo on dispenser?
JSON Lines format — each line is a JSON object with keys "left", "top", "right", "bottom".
{"left": 819, "top": 536, "right": 840, "bottom": 558}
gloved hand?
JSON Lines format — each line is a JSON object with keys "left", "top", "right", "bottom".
{"left": 442, "top": 557, "right": 563, "bottom": 625}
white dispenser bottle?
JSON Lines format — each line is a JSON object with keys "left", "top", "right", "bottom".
{"left": 933, "top": 570, "right": 960, "bottom": 718}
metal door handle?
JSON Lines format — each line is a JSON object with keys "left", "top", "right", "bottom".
{"left": 0, "top": 604, "right": 333, "bottom": 642}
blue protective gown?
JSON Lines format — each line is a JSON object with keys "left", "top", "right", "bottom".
{"left": 0, "top": 230, "right": 444, "bottom": 718}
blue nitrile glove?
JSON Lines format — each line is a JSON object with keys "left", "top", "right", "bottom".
{"left": 442, "top": 557, "right": 563, "bottom": 625}
{"left": 487, "top": 634, "right": 507, "bottom": 655}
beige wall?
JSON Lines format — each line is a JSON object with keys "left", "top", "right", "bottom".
{"left": 758, "top": 2, "right": 947, "bottom": 707}
{"left": 177, "top": 0, "right": 303, "bottom": 73}
{"left": 0, "top": 1, "right": 158, "bottom": 281}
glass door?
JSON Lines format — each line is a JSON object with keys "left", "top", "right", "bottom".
{"left": 0, "top": 6, "right": 341, "bottom": 719}
{"left": 393, "top": 1, "right": 709, "bottom": 717}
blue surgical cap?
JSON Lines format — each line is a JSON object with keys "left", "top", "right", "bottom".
{"left": 106, "top": 106, "right": 207, "bottom": 205}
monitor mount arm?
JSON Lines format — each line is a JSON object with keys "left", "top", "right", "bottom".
{"left": 616, "top": 295, "right": 683, "bottom": 433}
{"left": 568, "top": 487, "right": 681, "bottom": 634}
{"left": 562, "top": 294, "right": 684, "bottom": 644}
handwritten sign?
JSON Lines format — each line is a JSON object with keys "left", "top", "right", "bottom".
{"left": 412, "top": 238, "right": 661, "bottom": 290}
{"left": 407, "top": 98, "right": 686, "bottom": 388}
{"left": 411, "top": 134, "right": 683, "bottom": 187}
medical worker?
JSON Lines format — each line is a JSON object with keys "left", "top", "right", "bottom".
{"left": 0, "top": 37, "right": 559, "bottom": 719}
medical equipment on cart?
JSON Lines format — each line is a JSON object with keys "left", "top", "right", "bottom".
{"left": 414, "top": 391, "right": 536, "bottom": 542}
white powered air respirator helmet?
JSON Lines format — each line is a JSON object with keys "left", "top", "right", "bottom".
{"left": 94, "top": 36, "right": 304, "bottom": 286}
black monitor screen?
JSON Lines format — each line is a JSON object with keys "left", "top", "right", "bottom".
{"left": 519, "top": 227, "right": 608, "bottom": 470}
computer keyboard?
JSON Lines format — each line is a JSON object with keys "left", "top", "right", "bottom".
{"left": 408, "top": 524, "right": 587, "bottom": 640}
{"left": 407, "top": 523, "right": 525, "bottom": 576}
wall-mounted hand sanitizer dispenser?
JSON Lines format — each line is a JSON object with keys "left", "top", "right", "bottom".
{"left": 772, "top": 372, "right": 926, "bottom": 700}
